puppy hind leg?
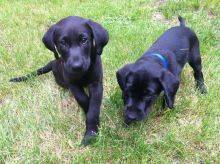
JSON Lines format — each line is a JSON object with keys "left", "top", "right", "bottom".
{"left": 188, "top": 45, "right": 207, "bottom": 94}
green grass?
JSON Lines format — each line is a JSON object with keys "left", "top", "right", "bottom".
{"left": 0, "top": 0, "right": 220, "bottom": 162}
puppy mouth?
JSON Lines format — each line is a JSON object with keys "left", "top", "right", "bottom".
{"left": 124, "top": 107, "right": 151, "bottom": 125}
{"left": 65, "top": 68, "right": 84, "bottom": 75}
{"left": 124, "top": 118, "right": 133, "bottom": 125}
{"left": 124, "top": 113, "right": 144, "bottom": 125}
{"left": 71, "top": 67, "right": 85, "bottom": 73}
{"left": 124, "top": 116, "right": 145, "bottom": 125}
{"left": 64, "top": 64, "right": 87, "bottom": 74}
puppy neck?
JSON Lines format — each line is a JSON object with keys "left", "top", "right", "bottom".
{"left": 150, "top": 53, "right": 169, "bottom": 70}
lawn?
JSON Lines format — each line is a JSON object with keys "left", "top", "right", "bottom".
{"left": 0, "top": 0, "right": 220, "bottom": 163}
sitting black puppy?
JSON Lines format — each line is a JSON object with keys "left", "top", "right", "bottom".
{"left": 116, "top": 16, "right": 206, "bottom": 125}
{"left": 10, "top": 16, "right": 109, "bottom": 145}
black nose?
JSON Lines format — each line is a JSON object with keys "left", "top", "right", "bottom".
{"left": 72, "top": 62, "right": 83, "bottom": 71}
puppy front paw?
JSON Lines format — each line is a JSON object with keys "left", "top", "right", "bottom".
{"left": 198, "top": 84, "right": 207, "bottom": 94}
{"left": 80, "top": 131, "right": 97, "bottom": 146}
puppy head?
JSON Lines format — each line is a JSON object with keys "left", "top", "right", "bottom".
{"left": 42, "top": 16, "right": 109, "bottom": 75}
{"left": 116, "top": 62, "right": 179, "bottom": 125}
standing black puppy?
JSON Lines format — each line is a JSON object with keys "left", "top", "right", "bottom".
{"left": 116, "top": 16, "right": 206, "bottom": 125}
{"left": 10, "top": 16, "right": 109, "bottom": 145}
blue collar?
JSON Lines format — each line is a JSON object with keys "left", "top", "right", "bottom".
{"left": 150, "top": 53, "right": 169, "bottom": 70}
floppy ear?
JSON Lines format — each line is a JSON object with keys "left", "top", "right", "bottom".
{"left": 116, "top": 69, "right": 127, "bottom": 91}
{"left": 86, "top": 20, "right": 109, "bottom": 56}
{"left": 42, "top": 25, "right": 59, "bottom": 59}
{"left": 159, "top": 70, "right": 180, "bottom": 109}
{"left": 116, "top": 70, "right": 125, "bottom": 90}
{"left": 116, "top": 65, "right": 132, "bottom": 91}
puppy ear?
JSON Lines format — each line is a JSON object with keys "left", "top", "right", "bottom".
{"left": 158, "top": 70, "right": 179, "bottom": 109}
{"left": 116, "top": 65, "right": 132, "bottom": 91}
{"left": 116, "top": 69, "right": 126, "bottom": 91}
{"left": 86, "top": 20, "right": 109, "bottom": 55}
{"left": 42, "top": 25, "right": 59, "bottom": 59}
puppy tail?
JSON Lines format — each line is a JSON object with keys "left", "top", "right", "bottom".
{"left": 178, "top": 16, "right": 186, "bottom": 27}
{"left": 9, "top": 60, "right": 54, "bottom": 82}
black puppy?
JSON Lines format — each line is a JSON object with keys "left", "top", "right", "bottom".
{"left": 10, "top": 16, "right": 109, "bottom": 145}
{"left": 116, "top": 16, "right": 206, "bottom": 125}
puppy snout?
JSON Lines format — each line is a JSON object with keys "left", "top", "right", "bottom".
{"left": 71, "top": 61, "right": 83, "bottom": 71}
{"left": 125, "top": 105, "right": 137, "bottom": 119}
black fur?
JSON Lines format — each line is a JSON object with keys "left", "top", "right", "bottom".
{"left": 10, "top": 16, "right": 109, "bottom": 145}
{"left": 116, "top": 16, "right": 206, "bottom": 125}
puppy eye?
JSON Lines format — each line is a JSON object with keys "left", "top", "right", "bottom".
{"left": 59, "top": 40, "right": 66, "bottom": 46}
{"left": 143, "top": 89, "right": 154, "bottom": 96}
{"left": 143, "top": 90, "right": 151, "bottom": 95}
{"left": 143, "top": 90, "right": 148, "bottom": 95}
{"left": 80, "top": 35, "right": 88, "bottom": 45}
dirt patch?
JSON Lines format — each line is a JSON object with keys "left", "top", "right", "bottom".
{"left": 144, "top": 116, "right": 168, "bottom": 144}
{"left": 207, "top": 10, "right": 216, "bottom": 19}
{"left": 39, "top": 129, "right": 62, "bottom": 154}
{"left": 152, "top": 12, "right": 167, "bottom": 22}
{"left": 152, "top": 12, "right": 176, "bottom": 25}
{"left": 178, "top": 115, "right": 202, "bottom": 129}
{"left": 61, "top": 96, "right": 78, "bottom": 110}
{"left": 155, "top": 0, "right": 167, "bottom": 7}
